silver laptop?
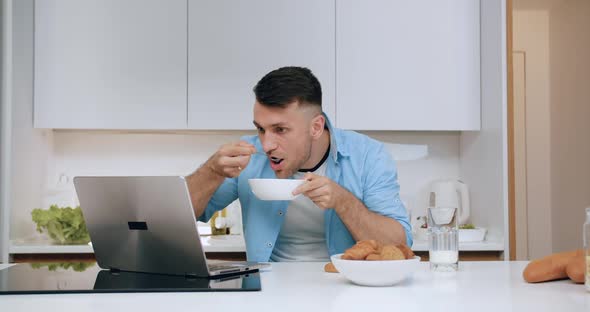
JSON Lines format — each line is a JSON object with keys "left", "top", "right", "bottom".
{"left": 73, "top": 176, "right": 262, "bottom": 278}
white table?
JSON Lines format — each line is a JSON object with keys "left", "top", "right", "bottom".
{"left": 0, "top": 262, "right": 588, "bottom": 311}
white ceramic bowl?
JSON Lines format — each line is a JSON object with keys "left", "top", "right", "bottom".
{"left": 459, "top": 227, "right": 487, "bottom": 242}
{"left": 248, "top": 178, "right": 305, "bottom": 200}
{"left": 330, "top": 253, "right": 421, "bottom": 287}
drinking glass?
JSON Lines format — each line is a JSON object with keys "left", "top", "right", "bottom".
{"left": 427, "top": 207, "right": 459, "bottom": 271}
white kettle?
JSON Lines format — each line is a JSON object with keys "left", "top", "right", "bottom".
{"left": 429, "top": 179, "right": 470, "bottom": 225}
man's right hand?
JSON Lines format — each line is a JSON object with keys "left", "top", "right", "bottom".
{"left": 206, "top": 141, "right": 257, "bottom": 178}
{"left": 186, "top": 141, "right": 256, "bottom": 219}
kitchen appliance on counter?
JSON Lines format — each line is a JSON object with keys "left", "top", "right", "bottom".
{"left": 424, "top": 179, "right": 487, "bottom": 243}
{"left": 428, "top": 179, "right": 470, "bottom": 225}
{"left": 210, "top": 208, "right": 231, "bottom": 235}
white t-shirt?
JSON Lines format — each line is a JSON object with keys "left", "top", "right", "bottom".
{"left": 270, "top": 162, "right": 329, "bottom": 262}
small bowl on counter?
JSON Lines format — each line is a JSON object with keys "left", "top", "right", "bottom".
{"left": 458, "top": 227, "right": 487, "bottom": 242}
{"left": 330, "top": 253, "right": 421, "bottom": 287}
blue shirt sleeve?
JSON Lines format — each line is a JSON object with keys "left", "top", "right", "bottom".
{"left": 361, "top": 143, "right": 413, "bottom": 247}
{"left": 197, "top": 177, "right": 239, "bottom": 223}
{"left": 197, "top": 135, "right": 258, "bottom": 223}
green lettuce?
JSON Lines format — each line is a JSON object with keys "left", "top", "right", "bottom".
{"left": 459, "top": 223, "right": 476, "bottom": 229}
{"left": 31, "top": 205, "right": 90, "bottom": 245}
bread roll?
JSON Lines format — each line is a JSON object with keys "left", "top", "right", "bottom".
{"left": 565, "top": 254, "right": 585, "bottom": 284}
{"left": 324, "top": 262, "right": 339, "bottom": 273}
{"left": 523, "top": 249, "right": 583, "bottom": 283}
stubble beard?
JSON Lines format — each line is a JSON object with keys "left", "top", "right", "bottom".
{"left": 274, "top": 141, "right": 313, "bottom": 179}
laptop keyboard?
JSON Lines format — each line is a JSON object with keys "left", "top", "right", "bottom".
{"left": 208, "top": 263, "right": 246, "bottom": 271}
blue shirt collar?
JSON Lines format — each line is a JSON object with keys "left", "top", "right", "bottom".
{"left": 324, "top": 113, "right": 349, "bottom": 162}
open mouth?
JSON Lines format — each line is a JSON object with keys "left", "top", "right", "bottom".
{"left": 270, "top": 156, "right": 284, "bottom": 165}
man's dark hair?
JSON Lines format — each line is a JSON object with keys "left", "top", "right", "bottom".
{"left": 253, "top": 66, "right": 322, "bottom": 108}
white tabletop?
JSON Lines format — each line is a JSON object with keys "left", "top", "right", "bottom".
{"left": 0, "top": 261, "right": 588, "bottom": 311}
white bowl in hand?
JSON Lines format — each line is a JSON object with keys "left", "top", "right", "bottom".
{"left": 248, "top": 178, "right": 305, "bottom": 200}
{"left": 330, "top": 253, "right": 421, "bottom": 287}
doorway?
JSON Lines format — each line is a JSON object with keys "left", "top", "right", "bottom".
{"left": 511, "top": 0, "right": 590, "bottom": 259}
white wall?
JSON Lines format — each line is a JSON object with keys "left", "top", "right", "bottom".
{"left": 8, "top": 0, "right": 54, "bottom": 242}
{"left": 0, "top": 0, "right": 11, "bottom": 263}
{"left": 364, "top": 132, "right": 461, "bottom": 222}
{"left": 513, "top": 10, "right": 552, "bottom": 259}
{"left": 549, "top": 0, "right": 590, "bottom": 253}
{"left": 459, "top": 0, "right": 507, "bottom": 251}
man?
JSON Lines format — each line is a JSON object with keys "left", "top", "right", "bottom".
{"left": 186, "top": 67, "right": 411, "bottom": 262}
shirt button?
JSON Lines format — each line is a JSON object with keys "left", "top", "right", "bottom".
{"left": 278, "top": 211, "right": 284, "bottom": 216}
{"left": 266, "top": 242, "right": 273, "bottom": 248}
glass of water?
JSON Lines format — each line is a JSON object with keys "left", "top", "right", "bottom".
{"left": 427, "top": 207, "right": 459, "bottom": 271}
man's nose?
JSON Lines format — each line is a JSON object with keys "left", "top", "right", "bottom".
{"left": 262, "top": 139, "right": 278, "bottom": 154}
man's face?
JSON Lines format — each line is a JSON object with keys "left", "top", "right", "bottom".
{"left": 253, "top": 101, "right": 318, "bottom": 178}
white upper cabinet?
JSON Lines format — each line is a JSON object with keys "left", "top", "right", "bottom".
{"left": 336, "top": 0, "right": 481, "bottom": 130}
{"left": 33, "top": 1, "right": 479, "bottom": 131}
{"left": 34, "top": 0, "right": 187, "bottom": 129}
{"left": 188, "top": 0, "right": 336, "bottom": 130}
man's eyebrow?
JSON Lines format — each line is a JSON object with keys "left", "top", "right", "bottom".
{"left": 270, "top": 122, "right": 288, "bottom": 128}
{"left": 252, "top": 121, "right": 289, "bottom": 128}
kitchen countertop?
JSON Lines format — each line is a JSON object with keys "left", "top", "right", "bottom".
{"left": 10, "top": 235, "right": 503, "bottom": 254}
{"left": 0, "top": 261, "right": 587, "bottom": 311}
{"left": 9, "top": 234, "right": 246, "bottom": 254}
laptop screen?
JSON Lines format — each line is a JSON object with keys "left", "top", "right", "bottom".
{"left": 73, "top": 176, "right": 212, "bottom": 276}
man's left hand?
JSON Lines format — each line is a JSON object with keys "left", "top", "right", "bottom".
{"left": 292, "top": 173, "right": 348, "bottom": 209}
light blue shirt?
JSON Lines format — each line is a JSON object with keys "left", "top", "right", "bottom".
{"left": 198, "top": 116, "right": 412, "bottom": 262}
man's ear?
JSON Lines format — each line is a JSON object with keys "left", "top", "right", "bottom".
{"left": 310, "top": 114, "right": 325, "bottom": 140}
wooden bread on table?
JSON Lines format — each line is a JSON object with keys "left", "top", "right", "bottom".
{"left": 523, "top": 249, "right": 584, "bottom": 283}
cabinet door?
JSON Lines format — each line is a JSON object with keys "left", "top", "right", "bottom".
{"left": 188, "top": 0, "right": 335, "bottom": 130}
{"left": 336, "top": 0, "right": 480, "bottom": 130}
{"left": 34, "top": 0, "right": 187, "bottom": 129}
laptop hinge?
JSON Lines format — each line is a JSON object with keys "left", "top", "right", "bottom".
{"left": 109, "top": 267, "right": 121, "bottom": 273}
{"left": 185, "top": 273, "right": 198, "bottom": 279}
